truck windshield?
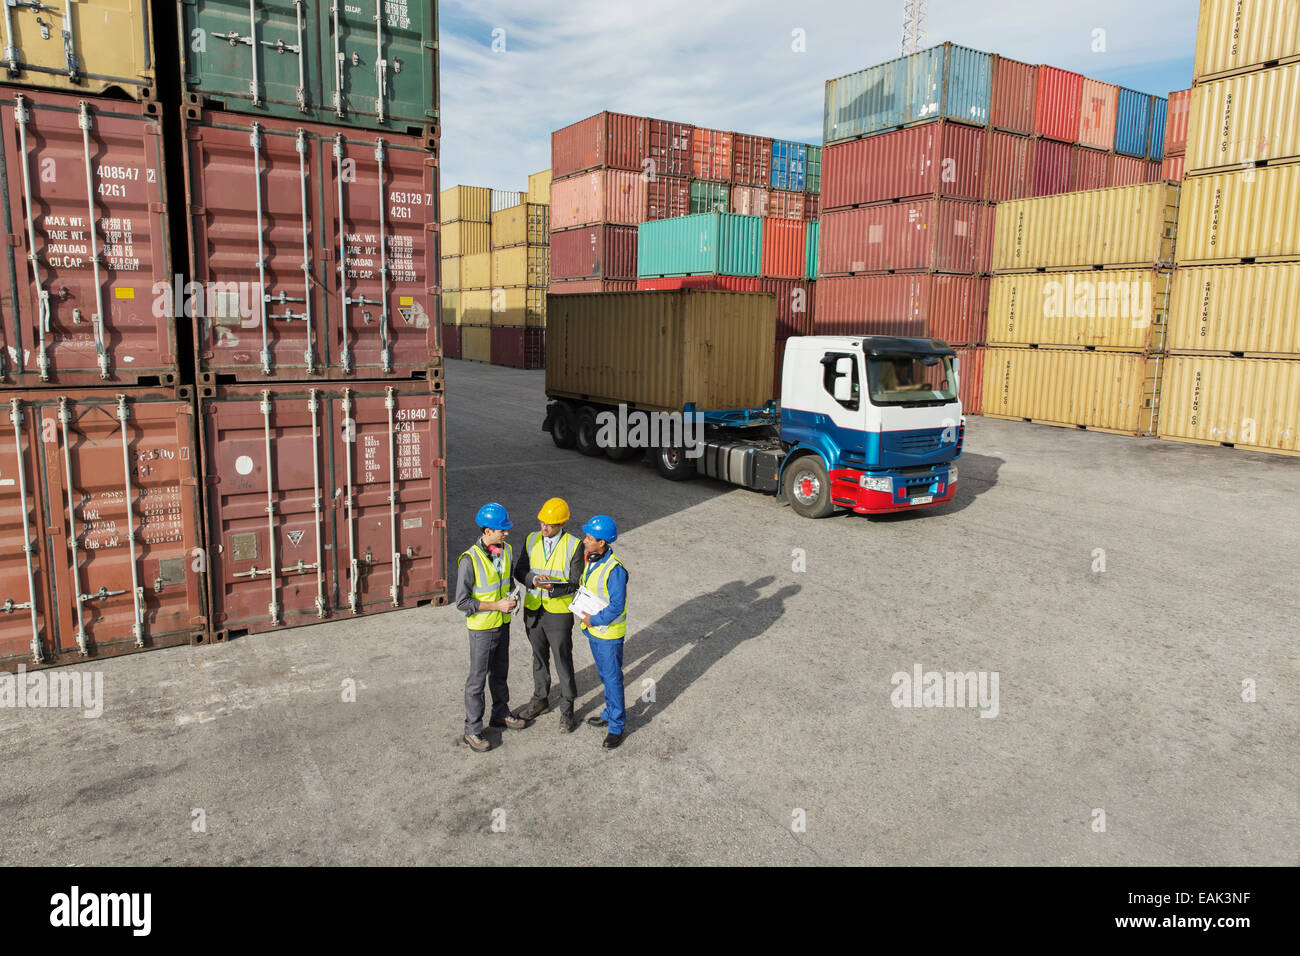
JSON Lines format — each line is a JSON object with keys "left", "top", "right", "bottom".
{"left": 865, "top": 355, "right": 958, "bottom": 406}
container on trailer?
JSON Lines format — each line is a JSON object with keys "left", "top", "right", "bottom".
{"left": 490, "top": 326, "right": 545, "bottom": 369}
{"left": 991, "top": 56, "right": 1037, "bottom": 134}
{"left": 1177, "top": 165, "right": 1300, "bottom": 263}
{"left": 1186, "top": 64, "right": 1300, "bottom": 172}
{"left": 1034, "top": 66, "right": 1083, "bottom": 143}
{"left": 1114, "top": 89, "right": 1153, "bottom": 157}
{"left": 1167, "top": 263, "right": 1300, "bottom": 355}
{"left": 1072, "top": 146, "right": 1110, "bottom": 191}
{"left": 1031, "top": 137, "right": 1073, "bottom": 196}
{"left": 646, "top": 176, "right": 690, "bottom": 220}
{"left": 648, "top": 119, "right": 693, "bottom": 180}
{"left": 199, "top": 381, "right": 447, "bottom": 641}
{"left": 983, "top": 130, "right": 1033, "bottom": 201}
{"left": 770, "top": 140, "right": 808, "bottom": 192}
{"left": 491, "top": 245, "right": 549, "bottom": 288}
{"left": 1193, "top": 0, "right": 1300, "bottom": 82}
{"left": 550, "top": 224, "right": 638, "bottom": 281}
{"left": 692, "top": 128, "right": 733, "bottom": 181}
{"left": 549, "top": 169, "right": 646, "bottom": 229}
{"left": 818, "top": 199, "right": 991, "bottom": 275}
{"left": 551, "top": 111, "right": 647, "bottom": 179}
{"left": 813, "top": 273, "right": 989, "bottom": 345}
{"left": 805, "top": 146, "right": 822, "bottom": 194}
{"left": 822, "top": 120, "right": 986, "bottom": 209}
{"left": 730, "top": 134, "right": 772, "bottom": 187}
{"left": 491, "top": 203, "right": 549, "bottom": 248}
{"left": 1078, "top": 79, "right": 1119, "bottom": 151}
{"left": 636, "top": 213, "right": 762, "bottom": 278}
{"left": 442, "top": 221, "right": 491, "bottom": 257}
{"left": 689, "top": 179, "right": 731, "bottom": 214}
{"left": 441, "top": 185, "right": 490, "bottom": 223}
{"left": 1158, "top": 356, "right": 1300, "bottom": 455}
{"left": 461, "top": 324, "right": 491, "bottom": 361}
{"left": 986, "top": 269, "right": 1170, "bottom": 350}
{"left": 528, "top": 169, "right": 552, "bottom": 204}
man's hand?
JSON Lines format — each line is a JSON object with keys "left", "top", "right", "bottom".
{"left": 534, "top": 576, "right": 554, "bottom": 591}
{"left": 483, "top": 598, "right": 516, "bottom": 613}
{"left": 577, "top": 612, "right": 591, "bottom": 626}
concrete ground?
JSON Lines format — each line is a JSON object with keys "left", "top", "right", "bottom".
{"left": 3, "top": 358, "right": 1297, "bottom": 866}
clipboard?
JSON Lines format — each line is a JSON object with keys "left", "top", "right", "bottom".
{"left": 569, "top": 586, "right": 608, "bottom": 618}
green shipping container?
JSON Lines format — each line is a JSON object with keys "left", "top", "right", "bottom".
{"left": 805, "top": 147, "right": 822, "bottom": 194}
{"left": 180, "top": 0, "right": 438, "bottom": 136}
{"left": 805, "top": 222, "right": 819, "bottom": 279}
{"left": 690, "top": 180, "right": 731, "bottom": 214}
{"left": 637, "top": 213, "right": 763, "bottom": 278}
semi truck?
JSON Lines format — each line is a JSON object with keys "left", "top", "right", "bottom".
{"left": 541, "top": 290, "right": 965, "bottom": 518}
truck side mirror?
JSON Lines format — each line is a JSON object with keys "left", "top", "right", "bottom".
{"left": 832, "top": 357, "right": 854, "bottom": 402}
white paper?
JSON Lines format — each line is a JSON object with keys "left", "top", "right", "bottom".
{"left": 568, "top": 586, "right": 609, "bottom": 618}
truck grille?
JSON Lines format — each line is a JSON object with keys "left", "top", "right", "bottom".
{"left": 898, "top": 433, "right": 942, "bottom": 453}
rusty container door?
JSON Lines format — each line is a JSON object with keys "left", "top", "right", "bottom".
{"left": 0, "top": 88, "right": 175, "bottom": 389}
{"left": 0, "top": 397, "right": 50, "bottom": 669}
{"left": 22, "top": 388, "right": 206, "bottom": 669}
{"left": 201, "top": 382, "right": 446, "bottom": 641}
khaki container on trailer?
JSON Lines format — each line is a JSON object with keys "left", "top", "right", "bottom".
{"left": 441, "top": 185, "right": 491, "bottom": 223}
{"left": 492, "top": 203, "right": 551, "bottom": 248}
{"left": 1158, "top": 356, "right": 1300, "bottom": 455}
{"left": 546, "top": 291, "right": 777, "bottom": 412}
{"left": 442, "top": 222, "right": 491, "bottom": 258}
{"left": 1193, "top": 0, "right": 1300, "bottom": 82}
{"left": 528, "top": 169, "right": 553, "bottom": 204}
{"left": 1168, "top": 263, "right": 1300, "bottom": 355}
{"left": 986, "top": 270, "right": 1171, "bottom": 350}
{"left": 1177, "top": 164, "right": 1300, "bottom": 263}
{"left": 1186, "top": 63, "right": 1300, "bottom": 172}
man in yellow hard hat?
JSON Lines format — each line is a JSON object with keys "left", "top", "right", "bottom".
{"left": 511, "top": 497, "right": 586, "bottom": 733}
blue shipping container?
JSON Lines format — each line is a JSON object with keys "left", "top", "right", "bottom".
{"left": 771, "top": 140, "right": 808, "bottom": 192}
{"left": 1115, "top": 89, "right": 1153, "bottom": 158}
{"left": 637, "top": 213, "right": 763, "bottom": 278}
{"left": 1148, "top": 96, "right": 1168, "bottom": 161}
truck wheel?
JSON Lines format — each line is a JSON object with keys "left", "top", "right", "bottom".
{"left": 783, "top": 456, "right": 835, "bottom": 518}
{"left": 550, "top": 403, "right": 577, "bottom": 449}
{"left": 574, "top": 407, "right": 604, "bottom": 458}
{"left": 654, "top": 445, "right": 697, "bottom": 481}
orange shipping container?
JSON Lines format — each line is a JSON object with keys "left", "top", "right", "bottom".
{"left": 761, "top": 218, "right": 808, "bottom": 279}
{"left": 549, "top": 169, "right": 647, "bottom": 229}
{"left": 1078, "top": 79, "right": 1119, "bottom": 150}
{"left": 766, "top": 190, "right": 806, "bottom": 220}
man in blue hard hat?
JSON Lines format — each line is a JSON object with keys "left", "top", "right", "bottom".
{"left": 575, "top": 515, "right": 629, "bottom": 750}
{"left": 456, "top": 502, "right": 528, "bottom": 753}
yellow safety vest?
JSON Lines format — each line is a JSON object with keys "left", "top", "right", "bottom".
{"left": 524, "top": 531, "right": 580, "bottom": 613}
{"left": 580, "top": 550, "right": 627, "bottom": 641}
{"left": 462, "top": 542, "right": 514, "bottom": 630}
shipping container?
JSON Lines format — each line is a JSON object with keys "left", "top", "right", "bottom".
{"left": 984, "top": 130, "right": 1034, "bottom": 201}
{"left": 1158, "top": 356, "right": 1300, "bottom": 455}
{"left": 1, "top": 388, "right": 206, "bottom": 671}
{"left": 442, "top": 324, "right": 461, "bottom": 359}
{"left": 545, "top": 290, "right": 777, "bottom": 411}
{"left": 818, "top": 199, "right": 991, "bottom": 275}
{"left": 806, "top": 146, "right": 822, "bottom": 194}
{"left": 730, "top": 186, "right": 771, "bottom": 216}
{"left": 805, "top": 222, "right": 819, "bottom": 279}
{"left": 646, "top": 176, "right": 690, "bottom": 220}
{"left": 1034, "top": 66, "right": 1084, "bottom": 143}
{"left": 1161, "top": 154, "right": 1186, "bottom": 181}
{"left": 461, "top": 325, "right": 491, "bottom": 362}
{"left": 491, "top": 190, "right": 525, "bottom": 213}
{"left": 492, "top": 286, "right": 547, "bottom": 328}
{"left": 549, "top": 279, "right": 638, "bottom": 295}
{"left": 731, "top": 133, "right": 773, "bottom": 187}
{"left": 824, "top": 55, "right": 907, "bottom": 143}
{"left": 199, "top": 381, "right": 447, "bottom": 640}
{"left": 490, "top": 326, "right": 545, "bottom": 369}
{"left": 690, "top": 179, "right": 731, "bottom": 214}
{"left": 491, "top": 245, "right": 550, "bottom": 288}
{"left": 813, "top": 273, "right": 989, "bottom": 345}
{"left": 0, "top": 0, "right": 155, "bottom": 101}
{"left": 1165, "top": 88, "right": 1191, "bottom": 157}
{"left": 1078, "top": 79, "right": 1120, "bottom": 150}
{"left": 637, "top": 213, "right": 762, "bottom": 277}
{"left": 804, "top": 193, "right": 821, "bottom": 220}
{"left": 981, "top": 347, "right": 1160, "bottom": 434}
{"left": 1167, "top": 263, "right": 1300, "bottom": 354}
{"left": 1114, "top": 89, "right": 1154, "bottom": 157}
{"left": 991, "top": 56, "right": 1037, "bottom": 134}
{"left": 1072, "top": 146, "right": 1110, "bottom": 191}
{"left": 440, "top": 291, "right": 460, "bottom": 325}
{"left": 822, "top": 120, "right": 987, "bottom": 209}
{"left": 761, "top": 218, "right": 808, "bottom": 279}
{"left": 442, "top": 221, "right": 491, "bottom": 258}
{"left": 648, "top": 119, "right": 694, "bottom": 180}
{"left": 461, "top": 252, "right": 492, "bottom": 289}
{"left": 491, "top": 203, "right": 550, "bottom": 248}
{"left": 441, "top": 185, "right": 490, "bottom": 223}
{"left": 0, "top": 89, "right": 176, "bottom": 390}
{"left": 1108, "top": 154, "right": 1149, "bottom": 187}
{"left": 184, "top": 109, "right": 439, "bottom": 383}
{"left": 441, "top": 257, "right": 461, "bottom": 291}
{"left": 528, "top": 169, "right": 552, "bottom": 204}
{"left": 635, "top": 276, "right": 759, "bottom": 291}
{"left": 692, "top": 128, "right": 733, "bottom": 182}
{"left": 1193, "top": 0, "right": 1300, "bottom": 82}
{"left": 1031, "top": 137, "right": 1073, "bottom": 196}
{"left": 758, "top": 278, "right": 816, "bottom": 337}
{"left": 771, "top": 140, "right": 808, "bottom": 191}
{"left": 1186, "top": 64, "right": 1300, "bottom": 173}
{"left": 992, "top": 182, "right": 1179, "bottom": 271}
{"left": 1149, "top": 96, "right": 1168, "bottom": 161}
{"left": 765, "top": 189, "right": 804, "bottom": 221}
{"left": 551, "top": 111, "right": 647, "bottom": 179}
{"left": 986, "top": 269, "right": 1170, "bottom": 349}
{"left": 458, "top": 289, "right": 493, "bottom": 326}
{"left": 953, "top": 346, "right": 985, "bottom": 414}
{"left": 550, "top": 224, "right": 638, "bottom": 281}
{"left": 1178, "top": 164, "right": 1300, "bottom": 262}
{"left": 549, "top": 168, "right": 646, "bottom": 229}
{"left": 1145, "top": 160, "right": 1163, "bottom": 182}
{"left": 179, "top": 0, "right": 438, "bottom": 136}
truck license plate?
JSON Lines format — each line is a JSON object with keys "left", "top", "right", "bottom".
{"left": 909, "top": 495, "right": 933, "bottom": 505}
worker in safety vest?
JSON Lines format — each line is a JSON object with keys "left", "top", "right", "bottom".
{"left": 455, "top": 502, "right": 528, "bottom": 753}
{"left": 511, "top": 497, "right": 586, "bottom": 733}
{"left": 575, "top": 515, "right": 629, "bottom": 749}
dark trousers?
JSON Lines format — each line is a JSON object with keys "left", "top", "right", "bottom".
{"left": 465, "top": 624, "right": 510, "bottom": 736}
{"left": 524, "top": 608, "right": 576, "bottom": 713}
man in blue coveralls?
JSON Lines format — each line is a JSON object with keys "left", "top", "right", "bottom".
{"left": 575, "top": 515, "right": 629, "bottom": 750}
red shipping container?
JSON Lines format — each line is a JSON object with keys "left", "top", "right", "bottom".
{"left": 991, "top": 57, "right": 1037, "bottom": 134}
{"left": 983, "top": 130, "right": 1033, "bottom": 202}
{"left": 1160, "top": 154, "right": 1185, "bottom": 182}
{"left": 1072, "top": 145, "right": 1110, "bottom": 191}
{"left": 1031, "top": 138, "right": 1073, "bottom": 196}
{"left": 813, "top": 274, "right": 989, "bottom": 346}
{"left": 822, "top": 121, "right": 986, "bottom": 209}
{"left": 804, "top": 194, "right": 821, "bottom": 221}
{"left": 550, "top": 224, "right": 638, "bottom": 281}
{"left": 692, "top": 128, "right": 733, "bottom": 182}
{"left": 766, "top": 190, "right": 807, "bottom": 220}
{"left": 731, "top": 133, "right": 773, "bottom": 187}
{"left": 200, "top": 381, "right": 447, "bottom": 640}
{"left": 490, "top": 327, "right": 545, "bottom": 370}
{"left": 443, "top": 325, "right": 461, "bottom": 360}
{"left": 551, "top": 111, "right": 647, "bottom": 179}
{"left": 761, "top": 218, "right": 809, "bottom": 279}
{"left": 648, "top": 118, "right": 694, "bottom": 180}
{"left": 549, "top": 169, "right": 647, "bottom": 229}
{"left": 0, "top": 88, "right": 177, "bottom": 390}
{"left": 1108, "top": 154, "right": 1147, "bottom": 186}
{"left": 1034, "top": 66, "right": 1084, "bottom": 143}
{"left": 818, "top": 200, "right": 990, "bottom": 275}
{"left": 759, "top": 278, "right": 816, "bottom": 337}
{"left": 730, "top": 186, "right": 771, "bottom": 216}
{"left": 646, "top": 176, "right": 690, "bottom": 220}
{"left": 185, "top": 108, "right": 439, "bottom": 383}
{"left": 1145, "top": 160, "right": 1163, "bottom": 182}
{"left": 953, "top": 346, "right": 985, "bottom": 415}
{"left": 1164, "top": 89, "right": 1191, "bottom": 157}
{"left": 1078, "top": 78, "right": 1120, "bottom": 150}
{"left": 549, "top": 279, "right": 639, "bottom": 294}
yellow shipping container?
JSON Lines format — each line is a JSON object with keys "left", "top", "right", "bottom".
{"left": 492, "top": 204, "right": 551, "bottom": 248}
{"left": 492, "top": 246, "right": 550, "bottom": 288}
{"left": 442, "top": 221, "right": 491, "bottom": 258}
{"left": 992, "top": 183, "right": 1179, "bottom": 272}
{"left": 981, "top": 348, "right": 1160, "bottom": 435}
{"left": 1177, "top": 164, "right": 1300, "bottom": 263}
{"left": 1186, "top": 63, "right": 1300, "bottom": 172}
{"left": 459, "top": 290, "right": 495, "bottom": 326}
{"left": 462, "top": 325, "right": 492, "bottom": 363}
{"left": 1159, "top": 356, "right": 1300, "bottom": 455}
{"left": 987, "top": 270, "right": 1170, "bottom": 350}
{"left": 441, "top": 291, "right": 461, "bottom": 325}
{"left": 0, "top": 0, "right": 155, "bottom": 99}
{"left": 528, "top": 169, "right": 553, "bottom": 205}
{"left": 441, "top": 257, "right": 462, "bottom": 291}
{"left": 1168, "top": 263, "right": 1300, "bottom": 355}
{"left": 491, "top": 287, "right": 547, "bottom": 328}
{"left": 441, "top": 185, "right": 491, "bottom": 223}
{"left": 462, "top": 252, "right": 494, "bottom": 289}
{"left": 1193, "top": 0, "right": 1300, "bottom": 82}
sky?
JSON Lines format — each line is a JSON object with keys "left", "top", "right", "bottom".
{"left": 437, "top": 0, "right": 1200, "bottom": 192}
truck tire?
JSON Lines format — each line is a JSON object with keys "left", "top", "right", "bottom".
{"left": 550, "top": 403, "right": 577, "bottom": 449}
{"left": 574, "top": 407, "right": 604, "bottom": 457}
{"left": 783, "top": 456, "right": 836, "bottom": 518}
{"left": 654, "top": 445, "right": 697, "bottom": 481}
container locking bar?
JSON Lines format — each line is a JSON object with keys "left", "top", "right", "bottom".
{"left": 56, "top": 397, "right": 87, "bottom": 654}
{"left": 385, "top": 387, "right": 399, "bottom": 606}
{"left": 295, "top": 128, "right": 316, "bottom": 373}
{"left": 14, "top": 94, "right": 52, "bottom": 379}
{"left": 374, "top": 1, "right": 387, "bottom": 124}
{"left": 250, "top": 124, "right": 272, "bottom": 374}
{"left": 307, "top": 390, "right": 327, "bottom": 616}
{"left": 116, "top": 395, "right": 145, "bottom": 646}
{"left": 342, "top": 388, "right": 359, "bottom": 613}
{"left": 60, "top": 0, "right": 80, "bottom": 81}
{"left": 9, "top": 399, "right": 43, "bottom": 663}
{"left": 259, "top": 391, "right": 280, "bottom": 624}
{"left": 78, "top": 101, "right": 109, "bottom": 379}
{"left": 331, "top": 1, "right": 345, "bottom": 117}
{"left": 374, "top": 139, "right": 391, "bottom": 373}
{"left": 334, "top": 134, "right": 353, "bottom": 374}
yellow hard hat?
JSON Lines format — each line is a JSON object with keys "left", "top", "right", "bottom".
{"left": 537, "top": 497, "right": 570, "bottom": 524}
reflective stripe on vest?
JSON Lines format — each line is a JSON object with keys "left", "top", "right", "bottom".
{"left": 524, "top": 531, "right": 580, "bottom": 613}
{"left": 580, "top": 550, "right": 627, "bottom": 640}
{"left": 462, "top": 542, "right": 513, "bottom": 630}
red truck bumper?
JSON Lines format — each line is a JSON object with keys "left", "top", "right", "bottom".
{"left": 828, "top": 468, "right": 957, "bottom": 515}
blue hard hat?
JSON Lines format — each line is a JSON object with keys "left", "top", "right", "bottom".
{"left": 581, "top": 514, "right": 618, "bottom": 543}
{"left": 476, "top": 502, "right": 513, "bottom": 530}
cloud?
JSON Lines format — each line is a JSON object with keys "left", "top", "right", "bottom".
{"left": 437, "top": 0, "right": 1198, "bottom": 192}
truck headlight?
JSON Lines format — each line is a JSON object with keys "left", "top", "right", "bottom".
{"left": 948, "top": 465, "right": 958, "bottom": 485}
{"left": 859, "top": 475, "right": 891, "bottom": 492}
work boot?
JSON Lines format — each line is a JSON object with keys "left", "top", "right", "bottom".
{"left": 464, "top": 734, "right": 490, "bottom": 753}
{"left": 558, "top": 711, "right": 576, "bottom": 734}
{"left": 516, "top": 698, "right": 550, "bottom": 720}
{"left": 602, "top": 733, "right": 624, "bottom": 750}
{"left": 587, "top": 716, "right": 608, "bottom": 728}
{"left": 490, "top": 714, "right": 528, "bottom": 730}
